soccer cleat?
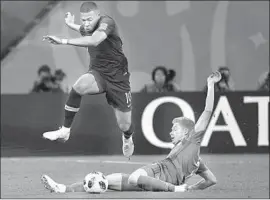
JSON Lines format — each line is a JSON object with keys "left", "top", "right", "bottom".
{"left": 122, "top": 134, "right": 134, "bottom": 158}
{"left": 174, "top": 184, "right": 188, "bottom": 192}
{"left": 43, "top": 127, "right": 70, "bottom": 142}
{"left": 41, "top": 175, "right": 66, "bottom": 193}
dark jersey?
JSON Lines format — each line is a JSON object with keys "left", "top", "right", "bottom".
{"left": 80, "top": 15, "right": 129, "bottom": 83}
{"left": 157, "top": 129, "right": 204, "bottom": 185}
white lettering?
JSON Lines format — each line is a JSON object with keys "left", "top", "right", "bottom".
{"left": 201, "top": 96, "right": 246, "bottom": 147}
{"left": 141, "top": 97, "right": 195, "bottom": 149}
{"left": 244, "top": 96, "right": 269, "bottom": 146}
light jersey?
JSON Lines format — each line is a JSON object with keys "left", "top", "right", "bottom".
{"left": 80, "top": 15, "right": 129, "bottom": 83}
{"left": 158, "top": 129, "right": 204, "bottom": 185}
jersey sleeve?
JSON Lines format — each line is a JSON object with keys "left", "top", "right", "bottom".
{"left": 96, "top": 17, "right": 115, "bottom": 36}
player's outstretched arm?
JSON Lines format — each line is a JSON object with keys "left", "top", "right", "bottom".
{"left": 43, "top": 31, "right": 107, "bottom": 47}
{"left": 188, "top": 169, "right": 217, "bottom": 190}
{"left": 194, "top": 71, "right": 221, "bottom": 133}
{"left": 65, "top": 12, "right": 81, "bottom": 32}
{"left": 43, "top": 17, "right": 114, "bottom": 47}
{"left": 66, "top": 31, "right": 107, "bottom": 47}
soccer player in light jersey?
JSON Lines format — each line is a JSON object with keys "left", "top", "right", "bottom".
{"left": 41, "top": 72, "right": 221, "bottom": 193}
{"left": 42, "top": 2, "right": 134, "bottom": 158}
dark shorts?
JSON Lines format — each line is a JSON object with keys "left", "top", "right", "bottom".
{"left": 88, "top": 69, "right": 132, "bottom": 112}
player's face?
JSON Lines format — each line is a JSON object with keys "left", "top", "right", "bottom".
{"left": 80, "top": 11, "right": 100, "bottom": 32}
{"left": 170, "top": 123, "right": 187, "bottom": 144}
{"left": 154, "top": 70, "right": 166, "bottom": 84}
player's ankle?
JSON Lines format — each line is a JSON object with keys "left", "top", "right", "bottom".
{"left": 123, "top": 124, "right": 134, "bottom": 139}
{"left": 123, "top": 134, "right": 132, "bottom": 140}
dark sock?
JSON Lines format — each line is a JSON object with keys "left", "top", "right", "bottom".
{"left": 137, "top": 176, "right": 175, "bottom": 192}
{"left": 63, "top": 88, "right": 82, "bottom": 128}
{"left": 123, "top": 124, "right": 134, "bottom": 139}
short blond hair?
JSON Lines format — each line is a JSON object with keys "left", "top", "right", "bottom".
{"left": 172, "top": 117, "right": 195, "bottom": 131}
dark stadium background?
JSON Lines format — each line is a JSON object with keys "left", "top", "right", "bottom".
{"left": 1, "top": 1, "right": 269, "bottom": 199}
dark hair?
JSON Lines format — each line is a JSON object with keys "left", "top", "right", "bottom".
{"left": 218, "top": 66, "right": 230, "bottom": 72}
{"left": 38, "top": 65, "right": 51, "bottom": 75}
{"left": 152, "top": 66, "right": 168, "bottom": 82}
{"left": 80, "top": 1, "right": 98, "bottom": 13}
{"left": 167, "top": 69, "right": 176, "bottom": 82}
{"left": 55, "top": 69, "right": 66, "bottom": 77}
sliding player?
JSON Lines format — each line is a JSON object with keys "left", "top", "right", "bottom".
{"left": 42, "top": 2, "right": 134, "bottom": 158}
{"left": 41, "top": 72, "right": 220, "bottom": 193}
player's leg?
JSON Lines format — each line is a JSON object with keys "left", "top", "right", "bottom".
{"left": 127, "top": 164, "right": 184, "bottom": 192}
{"left": 106, "top": 87, "right": 134, "bottom": 158}
{"left": 43, "top": 70, "right": 105, "bottom": 141}
{"left": 41, "top": 173, "right": 142, "bottom": 193}
{"left": 41, "top": 175, "right": 92, "bottom": 193}
{"left": 106, "top": 173, "right": 143, "bottom": 191}
{"left": 113, "top": 108, "right": 134, "bottom": 158}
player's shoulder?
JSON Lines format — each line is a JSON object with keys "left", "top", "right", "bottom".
{"left": 99, "top": 15, "right": 116, "bottom": 26}
{"left": 186, "top": 129, "right": 205, "bottom": 144}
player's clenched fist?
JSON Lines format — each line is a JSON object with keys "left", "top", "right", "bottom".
{"left": 207, "top": 71, "right": 222, "bottom": 85}
{"left": 65, "top": 12, "right": 75, "bottom": 25}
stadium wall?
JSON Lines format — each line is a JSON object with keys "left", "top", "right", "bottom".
{"left": 1, "top": 1, "right": 269, "bottom": 93}
{"left": 1, "top": 92, "right": 269, "bottom": 157}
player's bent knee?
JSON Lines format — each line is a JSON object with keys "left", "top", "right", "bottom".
{"left": 72, "top": 84, "right": 88, "bottom": 95}
{"left": 128, "top": 169, "right": 147, "bottom": 186}
{"left": 73, "top": 74, "right": 98, "bottom": 95}
{"left": 128, "top": 174, "right": 138, "bottom": 186}
{"left": 118, "top": 123, "right": 131, "bottom": 132}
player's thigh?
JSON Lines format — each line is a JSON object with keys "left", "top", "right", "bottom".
{"left": 106, "top": 89, "right": 132, "bottom": 129}
{"left": 106, "top": 88, "right": 132, "bottom": 111}
{"left": 73, "top": 71, "right": 105, "bottom": 95}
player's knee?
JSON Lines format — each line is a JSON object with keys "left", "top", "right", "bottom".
{"left": 73, "top": 74, "right": 96, "bottom": 95}
{"left": 118, "top": 123, "right": 131, "bottom": 132}
{"left": 73, "top": 82, "right": 88, "bottom": 95}
{"left": 128, "top": 169, "right": 147, "bottom": 186}
{"left": 128, "top": 173, "right": 139, "bottom": 186}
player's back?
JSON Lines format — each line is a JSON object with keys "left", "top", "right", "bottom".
{"left": 158, "top": 129, "right": 202, "bottom": 185}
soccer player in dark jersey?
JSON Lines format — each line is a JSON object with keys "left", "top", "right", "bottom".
{"left": 42, "top": 2, "right": 134, "bottom": 158}
{"left": 41, "top": 72, "right": 221, "bottom": 193}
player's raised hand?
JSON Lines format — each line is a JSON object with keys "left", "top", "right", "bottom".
{"left": 65, "top": 12, "right": 75, "bottom": 25}
{"left": 207, "top": 71, "right": 222, "bottom": 85}
{"left": 43, "top": 35, "right": 65, "bottom": 45}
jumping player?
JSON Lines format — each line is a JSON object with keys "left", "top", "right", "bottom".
{"left": 41, "top": 72, "right": 221, "bottom": 193}
{"left": 42, "top": 2, "right": 134, "bottom": 158}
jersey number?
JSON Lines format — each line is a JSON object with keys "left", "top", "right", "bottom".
{"left": 125, "top": 91, "right": 132, "bottom": 106}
